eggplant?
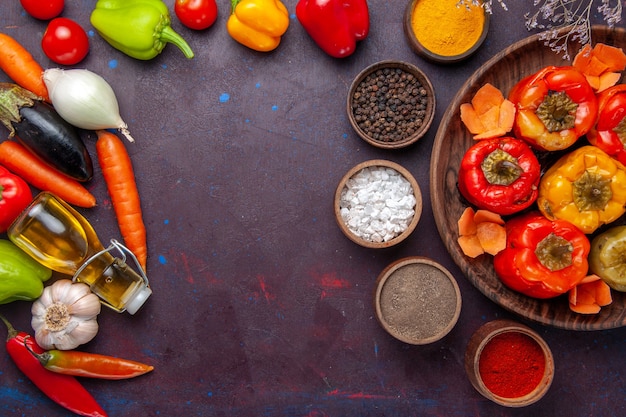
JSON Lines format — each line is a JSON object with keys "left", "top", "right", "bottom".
{"left": 0, "top": 83, "right": 93, "bottom": 182}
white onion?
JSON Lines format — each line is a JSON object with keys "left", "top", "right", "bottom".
{"left": 43, "top": 68, "right": 135, "bottom": 142}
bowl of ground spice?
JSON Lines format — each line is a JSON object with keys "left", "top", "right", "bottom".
{"left": 374, "top": 257, "right": 462, "bottom": 345}
{"left": 465, "top": 320, "right": 555, "bottom": 407}
{"left": 334, "top": 160, "right": 422, "bottom": 248}
{"left": 404, "top": 0, "right": 489, "bottom": 64}
{"left": 347, "top": 61, "right": 435, "bottom": 149}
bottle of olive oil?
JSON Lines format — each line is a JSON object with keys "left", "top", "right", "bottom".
{"left": 8, "top": 192, "right": 151, "bottom": 314}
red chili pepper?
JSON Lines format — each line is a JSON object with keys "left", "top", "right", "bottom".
{"left": 508, "top": 65, "right": 598, "bottom": 151}
{"left": 295, "top": 0, "right": 369, "bottom": 58}
{"left": 0, "top": 165, "right": 32, "bottom": 232}
{"left": 457, "top": 136, "right": 541, "bottom": 216}
{"left": 493, "top": 212, "right": 590, "bottom": 299}
{"left": 24, "top": 338, "right": 154, "bottom": 380}
{"left": 0, "top": 315, "right": 108, "bottom": 417}
{"left": 587, "top": 83, "right": 626, "bottom": 165}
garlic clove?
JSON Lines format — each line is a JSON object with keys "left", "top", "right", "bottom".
{"left": 68, "top": 292, "right": 101, "bottom": 317}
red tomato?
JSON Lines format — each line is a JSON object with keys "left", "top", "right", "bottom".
{"left": 41, "top": 18, "right": 89, "bottom": 65}
{"left": 20, "top": 0, "right": 64, "bottom": 20}
{"left": 175, "top": 0, "right": 218, "bottom": 30}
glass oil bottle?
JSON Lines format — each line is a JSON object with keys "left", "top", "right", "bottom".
{"left": 8, "top": 192, "right": 151, "bottom": 314}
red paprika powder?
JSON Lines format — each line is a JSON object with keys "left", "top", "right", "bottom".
{"left": 478, "top": 331, "right": 546, "bottom": 398}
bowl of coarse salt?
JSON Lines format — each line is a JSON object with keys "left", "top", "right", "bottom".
{"left": 334, "top": 160, "right": 422, "bottom": 248}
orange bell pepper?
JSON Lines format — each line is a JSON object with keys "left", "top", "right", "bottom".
{"left": 227, "top": 0, "right": 289, "bottom": 52}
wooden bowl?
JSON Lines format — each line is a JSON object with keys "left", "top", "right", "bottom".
{"left": 374, "top": 257, "right": 462, "bottom": 345}
{"left": 334, "top": 160, "right": 422, "bottom": 248}
{"left": 430, "top": 26, "right": 626, "bottom": 330}
{"left": 465, "top": 320, "right": 554, "bottom": 407}
{"left": 403, "top": 0, "right": 490, "bottom": 64}
{"left": 346, "top": 61, "right": 435, "bottom": 149}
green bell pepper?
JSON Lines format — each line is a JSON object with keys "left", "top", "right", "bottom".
{"left": 90, "top": 0, "right": 194, "bottom": 60}
{"left": 589, "top": 225, "right": 626, "bottom": 292}
{"left": 0, "top": 239, "right": 52, "bottom": 304}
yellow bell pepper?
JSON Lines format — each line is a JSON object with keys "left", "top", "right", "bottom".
{"left": 227, "top": 0, "right": 289, "bottom": 52}
{"left": 538, "top": 145, "right": 626, "bottom": 234}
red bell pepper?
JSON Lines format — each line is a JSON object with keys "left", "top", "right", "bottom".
{"left": 587, "top": 84, "right": 626, "bottom": 165}
{"left": 0, "top": 165, "right": 32, "bottom": 232}
{"left": 493, "top": 212, "right": 590, "bottom": 299}
{"left": 1, "top": 315, "right": 108, "bottom": 417}
{"left": 295, "top": 0, "right": 369, "bottom": 58}
{"left": 508, "top": 65, "right": 598, "bottom": 151}
{"left": 457, "top": 136, "right": 541, "bottom": 216}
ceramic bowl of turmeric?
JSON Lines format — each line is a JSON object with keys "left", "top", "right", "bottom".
{"left": 464, "top": 320, "right": 555, "bottom": 407}
{"left": 403, "top": 0, "right": 490, "bottom": 64}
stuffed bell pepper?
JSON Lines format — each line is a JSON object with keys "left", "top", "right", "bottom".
{"left": 494, "top": 212, "right": 590, "bottom": 299}
{"left": 587, "top": 83, "right": 626, "bottom": 165}
{"left": 509, "top": 66, "right": 598, "bottom": 151}
{"left": 537, "top": 145, "right": 626, "bottom": 234}
{"left": 457, "top": 136, "right": 541, "bottom": 216}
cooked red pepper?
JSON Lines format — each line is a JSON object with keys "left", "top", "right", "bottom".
{"left": 587, "top": 84, "right": 626, "bottom": 165}
{"left": 508, "top": 66, "right": 598, "bottom": 151}
{"left": 493, "top": 212, "right": 590, "bottom": 299}
{"left": 24, "top": 338, "right": 154, "bottom": 380}
{"left": 0, "top": 165, "right": 32, "bottom": 233}
{"left": 457, "top": 136, "right": 541, "bottom": 216}
{"left": 295, "top": 0, "right": 369, "bottom": 58}
{"left": 0, "top": 315, "right": 108, "bottom": 417}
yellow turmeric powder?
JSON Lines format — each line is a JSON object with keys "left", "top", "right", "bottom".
{"left": 411, "top": 0, "right": 485, "bottom": 57}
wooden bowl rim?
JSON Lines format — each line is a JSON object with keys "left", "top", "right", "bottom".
{"left": 346, "top": 60, "right": 436, "bottom": 149}
{"left": 464, "top": 319, "right": 555, "bottom": 407}
{"left": 403, "top": 0, "right": 491, "bottom": 64}
{"left": 374, "top": 256, "right": 462, "bottom": 345}
{"left": 334, "top": 160, "right": 422, "bottom": 248}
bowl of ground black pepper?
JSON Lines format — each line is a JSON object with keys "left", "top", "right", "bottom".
{"left": 374, "top": 257, "right": 462, "bottom": 345}
{"left": 347, "top": 61, "right": 435, "bottom": 149}
{"left": 403, "top": 0, "right": 489, "bottom": 64}
{"left": 464, "top": 320, "right": 555, "bottom": 407}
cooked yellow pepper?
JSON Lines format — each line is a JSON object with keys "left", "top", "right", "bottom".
{"left": 538, "top": 145, "right": 626, "bottom": 234}
{"left": 227, "top": 0, "right": 289, "bottom": 52}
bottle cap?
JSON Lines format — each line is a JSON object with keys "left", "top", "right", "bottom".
{"left": 125, "top": 285, "right": 152, "bottom": 315}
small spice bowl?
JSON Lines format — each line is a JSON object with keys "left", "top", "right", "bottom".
{"left": 334, "top": 160, "right": 422, "bottom": 248}
{"left": 403, "top": 0, "right": 490, "bottom": 64}
{"left": 465, "top": 320, "right": 555, "bottom": 407}
{"left": 374, "top": 257, "right": 462, "bottom": 345}
{"left": 346, "top": 60, "right": 435, "bottom": 149}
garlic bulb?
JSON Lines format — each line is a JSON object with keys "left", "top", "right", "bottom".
{"left": 31, "top": 279, "right": 101, "bottom": 350}
{"left": 43, "top": 68, "right": 135, "bottom": 142}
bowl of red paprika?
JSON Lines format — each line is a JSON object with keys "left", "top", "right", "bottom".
{"left": 465, "top": 320, "right": 555, "bottom": 407}
{"left": 347, "top": 61, "right": 435, "bottom": 149}
{"left": 403, "top": 0, "right": 489, "bottom": 64}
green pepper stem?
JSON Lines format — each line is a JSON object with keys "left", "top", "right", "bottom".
{"left": 0, "top": 314, "right": 18, "bottom": 341}
{"left": 160, "top": 26, "right": 194, "bottom": 59}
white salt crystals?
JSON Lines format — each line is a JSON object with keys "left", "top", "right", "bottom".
{"left": 339, "top": 166, "right": 416, "bottom": 243}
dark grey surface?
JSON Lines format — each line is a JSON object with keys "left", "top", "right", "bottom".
{"left": 1, "top": 1, "right": 625, "bottom": 416}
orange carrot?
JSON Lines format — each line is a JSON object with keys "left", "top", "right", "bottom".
{"left": 95, "top": 130, "right": 147, "bottom": 271}
{"left": 0, "top": 141, "right": 96, "bottom": 208}
{"left": 0, "top": 33, "right": 49, "bottom": 101}
{"left": 460, "top": 83, "right": 515, "bottom": 140}
{"left": 568, "top": 274, "right": 613, "bottom": 315}
{"left": 457, "top": 206, "right": 507, "bottom": 258}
